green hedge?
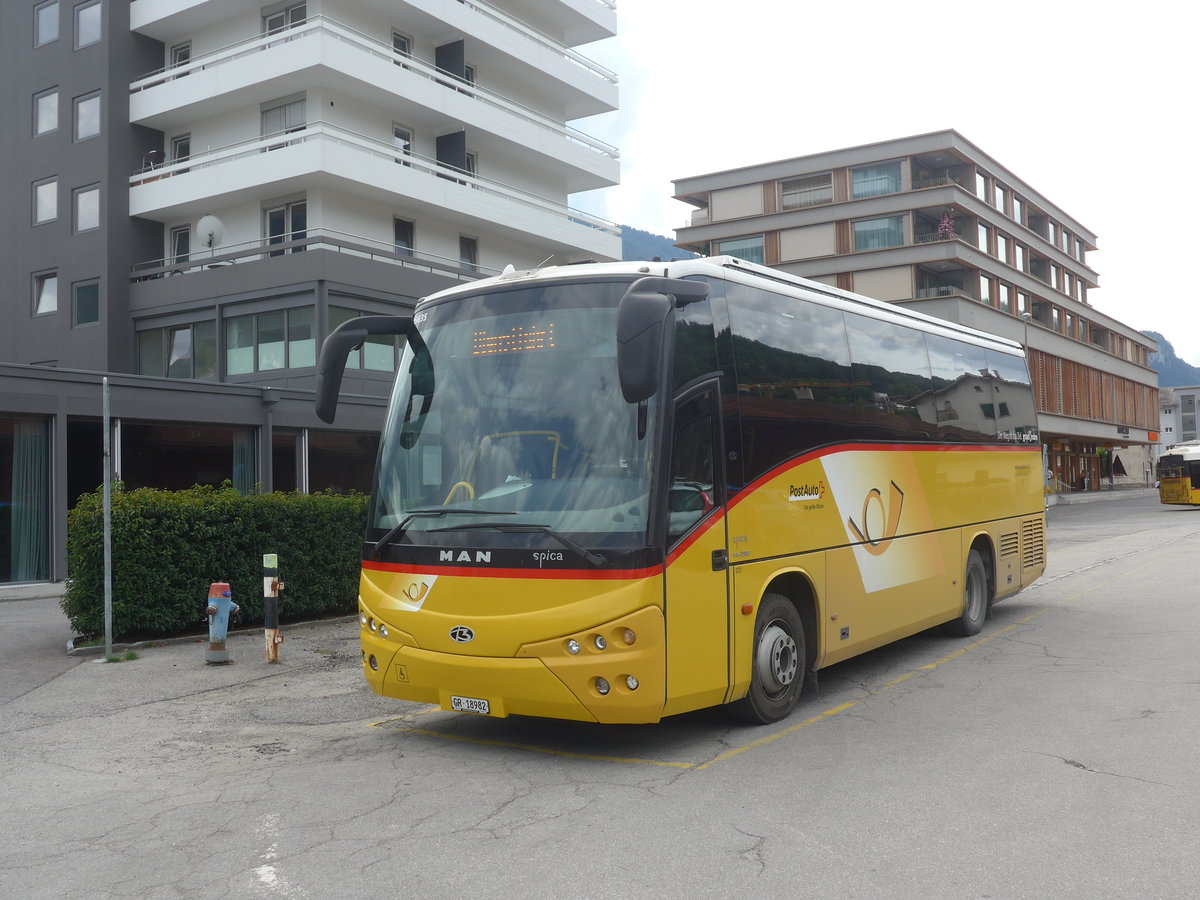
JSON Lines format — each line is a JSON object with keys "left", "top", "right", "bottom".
{"left": 62, "top": 484, "right": 369, "bottom": 640}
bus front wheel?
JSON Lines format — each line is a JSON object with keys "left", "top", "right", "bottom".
{"left": 731, "top": 593, "right": 805, "bottom": 724}
{"left": 943, "top": 548, "right": 990, "bottom": 637}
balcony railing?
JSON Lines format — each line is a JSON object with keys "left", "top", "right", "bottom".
{"left": 131, "top": 228, "right": 498, "bottom": 284}
{"left": 912, "top": 174, "right": 963, "bottom": 190}
{"left": 451, "top": 0, "right": 617, "bottom": 84}
{"left": 130, "top": 120, "right": 621, "bottom": 238}
{"left": 914, "top": 229, "right": 965, "bottom": 244}
{"left": 129, "top": 16, "right": 619, "bottom": 163}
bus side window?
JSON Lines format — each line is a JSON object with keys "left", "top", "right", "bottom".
{"left": 845, "top": 312, "right": 937, "bottom": 442}
{"left": 668, "top": 390, "right": 717, "bottom": 545}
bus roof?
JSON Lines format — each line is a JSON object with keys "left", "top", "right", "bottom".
{"left": 420, "top": 256, "right": 1025, "bottom": 356}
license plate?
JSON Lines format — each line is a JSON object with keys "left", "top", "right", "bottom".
{"left": 451, "top": 695, "right": 490, "bottom": 715}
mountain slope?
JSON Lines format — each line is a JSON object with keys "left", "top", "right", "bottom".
{"left": 620, "top": 225, "right": 697, "bottom": 262}
{"left": 1145, "top": 331, "right": 1200, "bottom": 387}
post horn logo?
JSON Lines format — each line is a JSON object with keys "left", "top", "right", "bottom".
{"left": 846, "top": 480, "right": 904, "bottom": 556}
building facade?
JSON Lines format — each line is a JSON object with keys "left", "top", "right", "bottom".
{"left": 0, "top": 0, "right": 620, "bottom": 584}
{"left": 674, "top": 130, "right": 1158, "bottom": 495}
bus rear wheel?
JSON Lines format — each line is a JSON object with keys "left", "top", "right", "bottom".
{"left": 943, "top": 548, "right": 990, "bottom": 636}
{"left": 731, "top": 593, "right": 805, "bottom": 724}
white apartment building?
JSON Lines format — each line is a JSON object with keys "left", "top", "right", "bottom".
{"left": 0, "top": 0, "right": 620, "bottom": 583}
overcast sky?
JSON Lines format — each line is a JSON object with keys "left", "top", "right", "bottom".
{"left": 572, "top": 1, "right": 1200, "bottom": 362}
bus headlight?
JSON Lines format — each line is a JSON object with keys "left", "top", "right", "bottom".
{"left": 593, "top": 634, "right": 607, "bottom": 651}
{"left": 566, "top": 639, "right": 581, "bottom": 655}
{"left": 623, "top": 628, "right": 637, "bottom": 645}
{"left": 625, "top": 675, "right": 639, "bottom": 691}
{"left": 595, "top": 677, "right": 610, "bottom": 695}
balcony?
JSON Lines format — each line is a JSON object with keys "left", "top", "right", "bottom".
{"left": 130, "top": 3, "right": 617, "bottom": 112}
{"left": 130, "top": 227, "right": 496, "bottom": 284}
{"left": 129, "top": 121, "right": 621, "bottom": 258}
{"left": 128, "top": 16, "right": 618, "bottom": 190}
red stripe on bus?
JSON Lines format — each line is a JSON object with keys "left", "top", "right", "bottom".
{"left": 362, "top": 559, "right": 663, "bottom": 581}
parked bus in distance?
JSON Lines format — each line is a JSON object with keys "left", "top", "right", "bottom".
{"left": 315, "top": 257, "right": 1047, "bottom": 724}
{"left": 1156, "top": 441, "right": 1200, "bottom": 505}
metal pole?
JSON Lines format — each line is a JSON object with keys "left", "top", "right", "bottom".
{"left": 263, "top": 553, "right": 283, "bottom": 662}
{"left": 103, "top": 377, "right": 113, "bottom": 658}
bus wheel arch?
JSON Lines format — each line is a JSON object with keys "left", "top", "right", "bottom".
{"left": 943, "top": 540, "right": 993, "bottom": 637}
{"left": 730, "top": 575, "right": 816, "bottom": 725}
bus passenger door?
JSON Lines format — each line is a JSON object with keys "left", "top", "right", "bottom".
{"left": 662, "top": 387, "right": 730, "bottom": 716}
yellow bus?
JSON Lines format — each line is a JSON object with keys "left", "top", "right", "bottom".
{"left": 316, "top": 257, "right": 1046, "bottom": 724}
{"left": 1156, "top": 442, "right": 1200, "bottom": 505}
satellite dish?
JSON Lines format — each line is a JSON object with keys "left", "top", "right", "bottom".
{"left": 196, "top": 215, "right": 225, "bottom": 249}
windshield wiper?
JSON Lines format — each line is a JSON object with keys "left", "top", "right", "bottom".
{"left": 428, "top": 522, "right": 608, "bottom": 568}
{"left": 370, "top": 508, "right": 515, "bottom": 559}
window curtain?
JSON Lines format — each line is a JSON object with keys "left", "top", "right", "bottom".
{"left": 233, "top": 430, "right": 256, "bottom": 495}
{"left": 10, "top": 419, "right": 49, "bottom": 582}
{"left": 852, "top": 163, "right": 901, "bottom": 199}
{"left": 853, "top": 217, "right": 904, "bottom": 251}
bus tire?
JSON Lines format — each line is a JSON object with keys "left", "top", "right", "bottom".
{"left": 943, "top": 548, "right": 989, "bottom": 637}
{"left": 730, "top": 593, "right": 805, "bottom": 724}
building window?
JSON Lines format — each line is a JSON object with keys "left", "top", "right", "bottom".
{"left": 393, "top": 124, "right": 413, "bottom": 162}
{"left": 716, "top": 235, "right": 764, "bottom": 263}
{"left": 261, "top": 97, "right": 306, "bottom": 142}
{"left": 979, "top": 273, "right": 992, "bottom": 305}
{"left": 1015, "top": 243, "right": 1027, "bottom": 272}
{"left": 995, "top": 232, "right": 1009, "bottom": 264}
{"left": 73, "top": 185, "right": 99, "bottom": 232}
{"left": 977, "top": 222, "right": 989, "bottom": 252}
{"left": 993, "top": 184, "right": 1007, "bottom": 214}
{"left": 74, "top": 91, "right": 100, "bottom": 140}
{"left": 33, "top": 178, "right": 57, "bottom": 224}
{"left": 974, "top": 170, "right": 987, "bottom": 200}
{"left": 72, "top": 280, "right": 99, "bottom": 326}
{"left": 34, "top": 88, "right": 58, "bottom": 136}
{"left": 33, "top": 271, "right": 58, "bottom": 315}
{"left": 35, "top": 1, "right": 59, "bottom": 47}
{"left": 1013, "top": 195, "right": 1026, "bottom": 225}
{"left": 459, "top": 235, "right": 479, "bottom": 273}
{"left": 140, "top": 322, "right": 216, "bottom": 379}
{"left": 998, "top": 283, "right": 1012, "bottom": 314}
{"left": 74, "top": 0, "right": 101, "bottom": 48}
{"left": 394, "top": 217, "right": 414, "bottom": 256}
{"left": 225, "top": 308, "right": 315, "bottom": 376}
{"left": 264, "top": 200, "right": 306, "bottom": 255}
{"left": 851, "top": 162, "right": 901, "bottom": 199}
{"left": 1017, "top": 291, "right": 1029, "bottom": 316}
{"left": 852, "top": 216, "right": 904, "bottom": 252}
{"left": 464, "top": 151, "right": 478, "bottom": 177}
{"left": 328, "top": 307, "right": 396, "bottom": 372}
{"left": 392, "top": 30, "right": 412, "bottom": 59}
{"left": 264, "top": 2, "right": 306, "bottom": 34}
{"left": 170, "top": 41, "right": 191, "bottom": 69}
{"left": 171, "top": 225, "right": 190, "bottom": 263}
{"left": 780, "top": 173, "right": 832, "bottom": 209}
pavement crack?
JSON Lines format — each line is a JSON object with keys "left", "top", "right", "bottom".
{"left": 1029, "top": 751, "right": 1172, "bottom": 787}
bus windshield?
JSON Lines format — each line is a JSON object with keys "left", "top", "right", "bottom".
{"left": 369, "top": 280, "right": 658, "bottom": 552}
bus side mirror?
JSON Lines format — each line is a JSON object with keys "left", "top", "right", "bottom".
{"left": 616, "top": 277, "right": 708, "bottom": 404}
{"left": 316, "top": 315, "right": 412, "bottom": 423}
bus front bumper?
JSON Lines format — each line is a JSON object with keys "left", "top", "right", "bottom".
{"left": 361, "top": 605, "right": 666, "bottom": 724}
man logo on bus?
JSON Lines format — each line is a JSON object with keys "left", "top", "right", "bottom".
{"left": 846, "top": 481, "right": 904, "bottom": 556}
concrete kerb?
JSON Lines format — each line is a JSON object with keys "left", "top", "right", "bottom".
{"left": 66, "top": 614, "right": 359, "bottom": 658}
